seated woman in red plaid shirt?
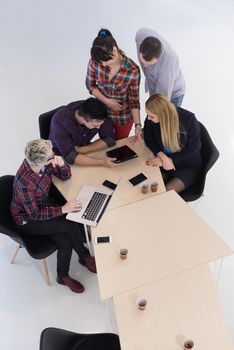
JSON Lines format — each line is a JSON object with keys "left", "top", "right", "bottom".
{"left": 10, "top": 139, "right": 96, "bottom": 293}
{"left": 86, "top": 28, "right": 142, "bottom": 140}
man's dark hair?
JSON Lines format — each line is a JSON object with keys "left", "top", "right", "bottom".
{"left": 78, "top": 98, "right": 108, "bottom": 121}
{"left": 91, "top": 28, "right": 119, "bottom": 63}
{"left": 139, "top": 36, "right": 162, "bottom": 61}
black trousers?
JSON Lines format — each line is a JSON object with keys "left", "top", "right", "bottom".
{"left": 20, "top": 216, "right": 90, "bottom": 277}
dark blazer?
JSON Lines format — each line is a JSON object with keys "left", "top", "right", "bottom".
{"left": 144, "top": 107, "right": 202, "bottom": 169}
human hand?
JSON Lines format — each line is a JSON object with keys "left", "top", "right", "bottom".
{"left": 107, "top": 98, "right": 123, "bottom": 111}
{"left": 52, "top": 155, "right": 65, "bottom": 167}
{"left": 161, "top": 155, "right": 175, "bottom": 171}
{"left": 134, "top": 125, "right": 142, "bottom": 142}
{"left": 103, "top": 157, "right": 119, "bottom": 168}
{"left": 146, "top": 157, "right": 163, "bottom": 167}
{"left": 130, "top": 134, "right": 143, "bottom": 146}
{"left": 62, "top": 199, "right": 82, "bottom": 214}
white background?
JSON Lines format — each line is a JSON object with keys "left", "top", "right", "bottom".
{"left": 0, "top": 0, "right": 234, "bottom": 349}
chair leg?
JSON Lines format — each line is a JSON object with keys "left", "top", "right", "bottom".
{"left": 11, "top": 246, "right": 51, "bottom": 286}
{"left": 41, "top": 259, "right": 51, "bottom": 286}
{"left": 11, "top": 244, "right": 21, "bottom": 264}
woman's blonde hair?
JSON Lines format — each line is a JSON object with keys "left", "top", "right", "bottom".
{"left": 25, "top": 139, "right": 52, "bottom": 165}
{"left": 145, "top": 94, "right": 182, "bottom": 152}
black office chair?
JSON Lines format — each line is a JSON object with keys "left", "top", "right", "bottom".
{"left": 38, "top": 106, "right": 62, "bottom": 139}
{"left": 39, "top": 327, "right": 121, "bottom": 350}
{"left": 179, "top": 122, "right": 219, "bottom": 202}
{"left": 0, "top": 175, "right": 58, "bottom": 285}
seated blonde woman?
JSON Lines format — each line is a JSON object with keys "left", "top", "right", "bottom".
{"left": 144, "top": 94, "right": 202, "bottom": 193}
{"left": 10, "top": 139, "right": 96, "bottom": 293}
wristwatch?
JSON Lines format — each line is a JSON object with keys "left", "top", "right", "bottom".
{"left": 135, "top": 123, "right": 142, "bottom": 128}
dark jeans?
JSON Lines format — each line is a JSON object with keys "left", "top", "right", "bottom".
{"left": 20, "top": 216, "right": 89, "bottom": 278}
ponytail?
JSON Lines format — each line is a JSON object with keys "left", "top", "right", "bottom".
{"left": 91, "top": 28, "right": 119, "bottom": 62}
{"left": 98, "top": 28, "right": 113, "bottom": 37}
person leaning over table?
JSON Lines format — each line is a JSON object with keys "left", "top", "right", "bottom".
{"left": 10, "top": 139, "right": 96, "bottom": 294}
{"left": 49, "top": 97, "right": 118, "bottom": 168}
{"left": 144, "top": 94, "right": 202, "bottom": 193}
{"left": 86, "top": 28, "right": 142, "bottom": 141}
{"left": 135, "top": 27, "right": 185, "bottom": 107}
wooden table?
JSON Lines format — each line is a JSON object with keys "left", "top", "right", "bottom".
{"left": 53, "top": 137, "right": 166, "bottom": 211}
{"left": 92, "top": 190, "right": 233, "bottom": 300}
{"left": 113, "top": 264, "right": 234, "bottom": 350}
{"left": 52, "top": 138, "right": 233, "bottom": 350}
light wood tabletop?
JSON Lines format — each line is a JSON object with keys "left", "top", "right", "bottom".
{"left": 92, "top": 190, "right": 233, "bottom": 300}
{"left": 53, "top": 136, "right": 166, "bottom": 211}
{"left": 113, "top": 264, "right": 233, "bottom": 350}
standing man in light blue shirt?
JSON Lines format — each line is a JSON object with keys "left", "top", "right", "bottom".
{"left": 135, "top": 28, "right": 185, "bottom": 107}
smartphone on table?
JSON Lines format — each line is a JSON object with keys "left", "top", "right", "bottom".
{"left": 95, "top": 236, "right": 112, "bottom": 244}
{"left": 102, "top": 180, "right": 117, "bottom": 191}
{"left": 128, "top": 173, "right": 148, "bottom": 186}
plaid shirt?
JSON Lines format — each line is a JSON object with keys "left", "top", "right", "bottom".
{"left": 86, "top": 56, "right": 140, "bottom": 125}
{"left": 10, "top": 159, "right": 71, "bottom": 225}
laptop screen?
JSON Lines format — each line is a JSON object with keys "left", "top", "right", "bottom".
{"left": 106, "top": 145, "right": 138, "bottom": 163}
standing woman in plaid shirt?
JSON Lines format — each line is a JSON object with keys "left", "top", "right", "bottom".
{"left": 86, "top": 28, "right": 142, "bottom": 140}
{"left": 10, "top": 139, "right": 96, "bottom": 293}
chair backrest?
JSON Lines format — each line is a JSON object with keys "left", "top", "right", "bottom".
{"left": 38, "top": 106, "right": 62, "bottom": 139}
{"left": 40, "top": 328, "right": 121, "bottom": 350}
{"left": 199, "top": 122, "right": 219, "bottom": 174}
{"left": 0, "top": 175, "right": 26, "bottom": 246}
{"left": 180, "top": 121, "right": 219, "bottom": 201}
{"left": 0, "top": 175, "right": 17, "bottom": 234}
{"left": 0, "top": 175, "right": 58, "bottom": 259}
{"left": 76, "top": 334, "right": 121, "bottom": 350}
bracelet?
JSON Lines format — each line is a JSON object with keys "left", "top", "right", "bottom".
{"left": 135, "top": 123, "right": 142, "bottom": 128}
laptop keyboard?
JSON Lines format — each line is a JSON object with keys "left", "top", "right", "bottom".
{"left": 82, "top": 192, "right": 108, "bottom": 221}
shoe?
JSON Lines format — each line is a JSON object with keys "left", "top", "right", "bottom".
{"left": 79, "top": 255, "right": 97, "bottom": 273}
{"left": 57, "top": 275, "right": 85, "bottom": 293}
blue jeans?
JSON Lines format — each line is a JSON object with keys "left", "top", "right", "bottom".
{"left": 170, "top": 95, "right": 184, "bottom": 107}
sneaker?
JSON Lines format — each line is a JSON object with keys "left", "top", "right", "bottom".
{"left": 57, "top": 275, "right": 85, "bottom": 293}
{"left": 79, "top": 255, "right": 97, "bottom": 273}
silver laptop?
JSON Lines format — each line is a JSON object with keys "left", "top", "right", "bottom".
{"left": 66, "top": 185, "right": 113, "bottom": 226}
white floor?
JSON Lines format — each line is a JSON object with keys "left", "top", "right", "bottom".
{"left": 1, "top": 1, "right": 234, "bottom": 349}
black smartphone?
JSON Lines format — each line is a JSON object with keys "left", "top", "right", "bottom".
{"left": 95, "top": 236, "right": 112, "bottom": 244}
{"left": 128, "top": 173, "right": 148, "bottom": 186}
{"left": 102, "top": 180, "right": 117, "bottom": 191}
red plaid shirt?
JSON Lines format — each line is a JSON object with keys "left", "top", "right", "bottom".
{"left": 10, "top": 159, "right": 71, "bottom": 225}
{"left": 86, "top": 56, "right": 140, "bottom": 125}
